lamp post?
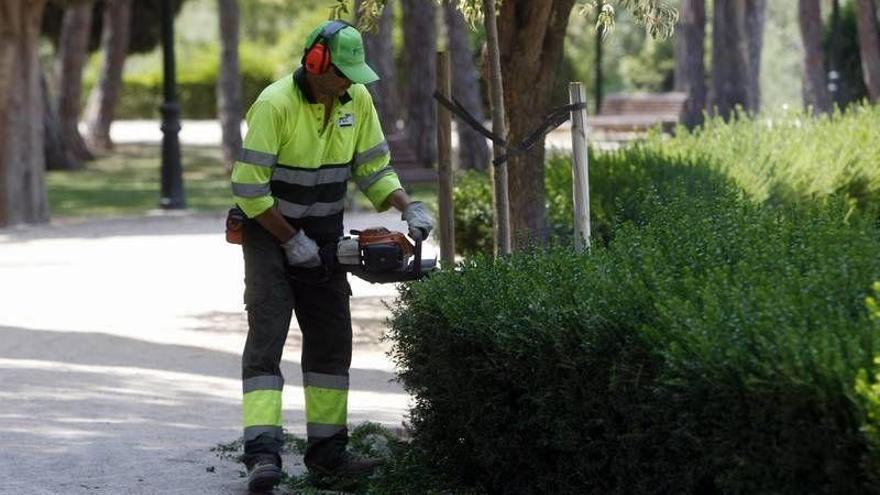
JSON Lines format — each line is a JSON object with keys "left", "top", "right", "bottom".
{"left": 159, "top": 0, "right": 185, "bottom": 209}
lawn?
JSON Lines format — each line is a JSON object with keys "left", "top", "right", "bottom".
{"left": 47, "top": 144, "right": 232, "bottom": 218}
{"left": 47, "top": 143, "right": 438, "bottom": 219}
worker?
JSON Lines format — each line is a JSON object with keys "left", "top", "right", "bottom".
{"left": 229, "top": 20, "right": 433, "bottom": 492}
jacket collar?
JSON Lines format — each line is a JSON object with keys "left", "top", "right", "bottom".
{"left": 293, "top": 67, "right": 352, "bottom": 105}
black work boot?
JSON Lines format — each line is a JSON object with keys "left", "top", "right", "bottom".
{"left": 246, "top": 453, "right": 282, "bottom": 493}
{"left": 306, "top": 450, "right": 383, "bottom": 477}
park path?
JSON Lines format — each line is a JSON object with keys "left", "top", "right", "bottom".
{"left": 93, "top": 119, "right": 578, "bottom": 150}
{"left": 0, "top": 210, "right": 429, "bottom": 494}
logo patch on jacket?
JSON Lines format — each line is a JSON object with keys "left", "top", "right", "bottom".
{"left": 337, "top": 113, "right": 355, "bottom": 128}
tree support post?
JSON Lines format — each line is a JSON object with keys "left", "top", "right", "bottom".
{"left": 569, "top": 82, "right": 591, "bottom": 252}
{"left": 159, "top": 0, "right": 185, "bottom": 209}
{"left": 483, "top": 0, "right": 511, "bottom": 255}
{"left": 436, "top": 51, "right": 455, "bottom": 267}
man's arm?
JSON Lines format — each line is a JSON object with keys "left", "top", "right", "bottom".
{"left": 385, "top": 188, "right": 412, "bottom": 213}
{"left": 254, "top": 206, "right": 297, "bottom": 243}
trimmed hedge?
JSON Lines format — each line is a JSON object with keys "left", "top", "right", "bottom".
{"left": 389, "top": 185, "right": 880, "bottom": 494}
{"left": 455, "top": 104, "right": 880, "bottom": 255}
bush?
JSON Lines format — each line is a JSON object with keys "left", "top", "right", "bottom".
{"left": 105, "top": 42, "right": 279, "bottom": 119}
{"left": 645, "top": 104, "right": 880, "bottom": 212}
{"left": 388, "top": 186, "right": 880, "bottom": 494}
{"left": 456, "top": 103, "right": 880, "bottom": 255}
{"left": 453, "top": 170, "right": 495, "bottom": 256}
{"left": 457, "top": 148, "right": 727, "bottom": 253}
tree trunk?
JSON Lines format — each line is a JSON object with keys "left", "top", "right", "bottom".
{"left": 711, "top": 0, "right": 751, "bottom": 119}
{"left": 56, "top": 2, "right": 94, "bottom": 166}
{"left": 357, "top": 0, "right": 398, "bottom": 132}
{"left": 498, "top": 0, "right": 576, "bottom": 249}
{"left": 798, "top": 0, "right": 831, "bottom": 114}
{"left": 444, "top": 2, "right": 490, "bottom": 171}
{"left": 43, "top": 67, "right": 76, "bottom": 171}
{"left": 84, "top": 0, "right": 133, "bottom": 151}
{"left": 855, "top": 0, "right": 880, "bottom": 101}
{"left": 0, "top": 0, "right": 49, "bottom": 227}
{"left": 217, "top": 0, "right": 242, "bottom": 172}
{"left": 674, "top": 0, "right": 707, "bottom": 128}
{"left": 401, "top": 0, "right": 437, "bottom": 167}
{"left": 744, "top": 0, "right": 766, "bottom": 111}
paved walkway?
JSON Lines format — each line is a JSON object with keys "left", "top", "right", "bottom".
{"left": 97, "top": 119, "right": 583, "bottom": 150}
{"left": 0, "top": 211, "right": 432, "bottom": 494}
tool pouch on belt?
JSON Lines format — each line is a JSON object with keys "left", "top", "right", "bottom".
{"left": 287, "top": 242, "right": 339, "bottom": 285}
{"left": 225, "top": 207, "right": 245, "bottom": 244}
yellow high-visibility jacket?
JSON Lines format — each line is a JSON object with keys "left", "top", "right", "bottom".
{"left": 231, "top": 68, "right": 401, "bottom": 240}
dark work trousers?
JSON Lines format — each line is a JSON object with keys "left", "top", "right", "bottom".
{"left": 240, "top": 219, "right": 352, "bottom": 470}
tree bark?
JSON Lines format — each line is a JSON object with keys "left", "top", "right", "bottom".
{"left": 56, "top": 2, "right": 94, "bottom": 166}
{"left": 401, "top": 0, "right": 437, "bottom": 167}
{"left": 674, "top": 0, "right": 707, "bottom": 128}
{"left": 798, "top": 0, "right": 831, "bottom": 114}
{"left": 710, "top": 0, "right": 752, "bottom": 119}
{"left": 498, "top": 0, "right": 576, "bottom": 249}
{"left": 855, "top": 0, "right": 880, "bottom": 101}
{"left": 84, "top": 0, "right": 133, "bottom": 151}
{"left": 744, "top": 0, "right": 766, "bottom": 111}
{"left": 217, "top": 0, "right": 242, "bottom": 172}
{"left": 0, "top": 0, "right": 50, "bottom": 227}
{"left": 444, "top": 2, "right": 490, "bottom": 171}
{"left": 357, "top": 0, "right": 398, "bottom": 132}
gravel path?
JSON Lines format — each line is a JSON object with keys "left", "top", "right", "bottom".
{"left": 0, "top": 211, "right": 430, "bottom": 494}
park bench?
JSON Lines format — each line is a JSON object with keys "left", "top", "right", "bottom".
{"left": 589, "top": 91, "right": 687, "bottom": 135}
{"left": 387, "top": 132, "right": 438, "bottom": 185}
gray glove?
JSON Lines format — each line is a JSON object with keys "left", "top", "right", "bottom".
{"left": 402, "top": 201, "right": 434, "bottom": 241}
{"left": 281, "top": 230, "right": 322, "bottom": 268}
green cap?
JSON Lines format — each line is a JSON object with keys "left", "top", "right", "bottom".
{"left": 304, "top": 21, "right": 379, "bottom": 84}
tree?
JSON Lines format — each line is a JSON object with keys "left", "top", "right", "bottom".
{"left": 710, "top": 0, "right": 750, "bottom": 119}
{"left": 83, "top": 0, "right": 134, "bottom": 151}
{"left": 674, "top": 0, "right": 706, "bottom": 127}
{"left": 401, "top": 0, "right": 438, "bottom": 168}
{"left": 355, "top": 0, "right": 677, "bottom": 250}
{"left": 217, "top": 0, "right": 243, "bottom": 171}
{"left": 43, "top": 66, "right": 75, "bottom": 172}
{"left": 55, "top": 1, "right": 95, "bottom": 168}
{"left": 357, "top": 0, "right": 398, "bottom": 132}
{"left": 855, "top": 0, "right": 880, "bottom": 101}
{"left": 0, "top": 0, "right": 50, "bottom": 226}
{"left": 497, "top": 0, "right": 577, "bottom": 247}
{"left": 444, "top": 2, "right": 490, "bottom": 171}
{"left": 744, "top": 0, "right": 766, "bottom": 111}
{"left": 799, "top": 0, "right": 831, "bottom": 114}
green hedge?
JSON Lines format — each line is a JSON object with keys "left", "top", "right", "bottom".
{"left": 646, "top": 105, "right": 880, "bottom": 211}
{"left": 455, "top": 104, "right": 880, "bottom": 255}
{"left": 390, "top": 186, "right": 880, "bottom": 494}
{"left": 454, "top": 148, "right": 726, "bottom": 254}
{"left": 108, "top": 42, "right": 278, "bottom": 119}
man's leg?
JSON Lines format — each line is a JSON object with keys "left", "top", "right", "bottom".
{"left": 291, "top": 273, "right": 353, "bottom": 470}
{"left": 241, "top": 220, "right": 294, "bottom": 471}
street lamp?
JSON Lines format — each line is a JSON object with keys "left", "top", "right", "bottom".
{"left": 159, "top": 0, "right": 185, "bottom": 209}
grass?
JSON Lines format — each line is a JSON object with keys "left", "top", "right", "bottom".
{"left": 47, "top": 144, "right": 232, "bottom": 218}
{"left": 47, "top": 143, "right": 440, "bottom": 219}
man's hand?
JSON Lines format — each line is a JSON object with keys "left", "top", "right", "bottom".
{"left": 402, "top": 201, "right": 434, "bottom": 241}
{"left": 281, "top": 230, "right": 322, "bottom": 267}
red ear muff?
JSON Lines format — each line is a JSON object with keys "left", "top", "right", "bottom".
{"left": 305, "top": 42, "right": 331, "bottom": 74}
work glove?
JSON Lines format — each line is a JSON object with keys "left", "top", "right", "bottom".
{"left": 402, "top": 201, "right": 434, "bottom": 241}
{"left": 281, "top": 230, "right": 322, "bottom": 268}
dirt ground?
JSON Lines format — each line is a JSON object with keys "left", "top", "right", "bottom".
{"left": 0, "top": 211, "right": 429, "bottom": 494}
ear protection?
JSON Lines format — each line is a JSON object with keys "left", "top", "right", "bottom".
{"left": 303, "top": 20, "right": 351, "bottom": 75}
